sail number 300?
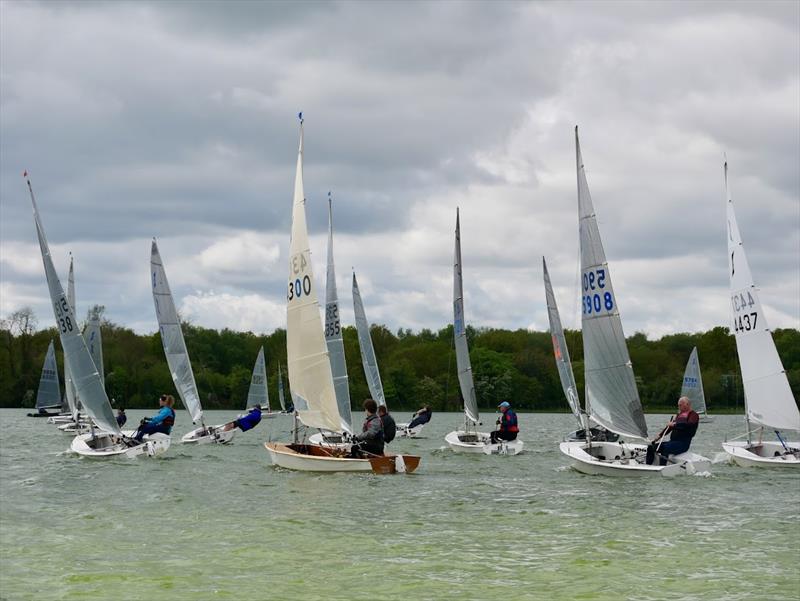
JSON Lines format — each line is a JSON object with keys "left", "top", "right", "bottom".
{"left": 582, "top": 268, "right": 614, "bottom": 315}
{"left": 288, "top": 276, "right": 312, "bottom": 301}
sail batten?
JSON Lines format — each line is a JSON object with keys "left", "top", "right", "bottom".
{"left": 576, "top": 127, "right": 647, "bottom": 440}
{"left": 151, "top": 240, "right": 204, "bottom": 424}
{"left": 352, "top": 272, "right": 386, "bottom": 409}
{"left": 246, "top": 347, "right": 269, "bottom": 410}
{"left": 453, "top": 209, "right": 479, "bottom": 425}
{"left": 35, "top": 340, "right": 61, "bottom": 410}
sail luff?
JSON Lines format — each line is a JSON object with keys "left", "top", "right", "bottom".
{"left": 576, "top": 127, "right": 647, "bottom": 439}
{"left": 35, "top": 340, "right": 62, "bottom": 409}
{"left": 28, "top": 179, "right": 120, "bottom": 435}
{"left": 352, "top": 272, "right": 386, "bottom": 408}
{"left": 325, "top": 195, "right": 353, "bottom": 432}
{"left": 246, "top": 346, "right": 269, "bottom": 410}
{"left": 286, "top": 117, "right": 341, "bottom": 432}
{"left": 150, "top": 239, "right": 204, "bottom": 424}
{"left": 543, "top": 257, "right": 583, "bottom": 426}
{"left": 725, "top": 162, "right": 799, "bottom": 431}
{"left": 453, "top": 209, "right": 479, "bottom": 424}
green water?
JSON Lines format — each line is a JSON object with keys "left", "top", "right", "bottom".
{"left": 1, "top": 409, "right": 798, "bottom": 600}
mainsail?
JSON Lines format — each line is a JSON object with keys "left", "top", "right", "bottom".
{"left": 286, "top": 117, "right": 341, "bottom": 432}
{"left": 151, "top": 239, "right": 204, "bottom": 425}
{"left": 277, "top": 363, "right": 287, "bottom": 411}
{"left": 246, "top": 347, "right": 269, "bottom": 410}
{"left": 35, "top": 340, "right": 61, "bottom": 410}
{"left": 453, "top": 209, "right": 479, "bottom": 425}
{"left": 680, "top": 347, "right": 707, "bottom": 416}
{"left": 325, "top": 195, "right": 353, "bottom": 432}
{"left": 352, "top": 272, "right": 386, "bottom": 408}
{"left": 576, "top": 127, "right": 647, "bottom": 439}
{"left": 726, "top": 163, "right": 799, "bottom": 432}
{"left": 83, "top": 307, "right": 104, "bottom": 389}
{"left": 543, "top": 256, "right": 584, "bottom": 427}
{"left": 63, "top": 256, "right": 79, "bottom": 419}
{"left": 27, "top": 178, "right": 120, "bottom": 435}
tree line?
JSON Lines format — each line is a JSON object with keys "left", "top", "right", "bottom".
{"left": 2, "top": 306, "right": 798, "bottom": 414}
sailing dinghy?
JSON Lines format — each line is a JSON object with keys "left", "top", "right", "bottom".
{"left": 720, "top": 162, "right": 799, "bottom": 467}
{"left": 558, "top": 128, "right": 710, "bottom": 477}
{"left": 543, "top": 257, "right": 617, "bottom": 443}
{"left": 445, "top": 209, "right": 523, "bottom": 456}
{"left": 681, "top": 347, "right": 711, "bottom": 422}
{"left": 151, "top": 240, "right": 235, "bottom": 444}
{"left": 26, "top": 175, "right": 169, "bottom": 458}
{"left": 264, "top": 116, "right": 419, "bottom": 474}
{"left": 246, "top": 346, "right": 278, "bottom": 418}
{"left": 27, "top": 340, "right": 62, "bottom": 417}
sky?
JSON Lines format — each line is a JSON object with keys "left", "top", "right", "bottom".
{"left": 1, "top": 0, "right": 798, "bottom": 339}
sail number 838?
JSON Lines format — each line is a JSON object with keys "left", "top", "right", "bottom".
{"left": 582, "top": 268, "right": 614, "bottom": 315}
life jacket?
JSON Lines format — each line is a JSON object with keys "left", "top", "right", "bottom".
{"left": 362, "top": 414, "right": 384, "bottom": 442}
{"left": 381, "top": 413, "right": 397, "bottom": 443}
{"left": 501, "top": 409, "right": 519, "bottom": 433}
{"left": 163, "top": 408, "right": 176, "bottom": 429}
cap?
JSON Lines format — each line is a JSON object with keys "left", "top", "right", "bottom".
{"left": 498, "top": 401, "right": 510, "bottom": 409}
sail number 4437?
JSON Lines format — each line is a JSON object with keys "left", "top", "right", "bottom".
{"left": 731, "top": 291, "right": 758, "bottom": 332}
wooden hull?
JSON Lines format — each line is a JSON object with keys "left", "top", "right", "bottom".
{"left": 722, "top": 440, "right": 800, "bottom": 468}
{"left": 559, "top": 441, "right": 711, "bottom": 477}
{"left": 264, "top": 442, "right": 420, "bottom": 474}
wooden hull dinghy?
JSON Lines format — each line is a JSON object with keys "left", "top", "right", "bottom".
{"left": 264, "top": 442, "right": 419, "bottom": 474}
{"left": 71, "top": 431, "right": 170, "bottom": 459}
{"left": 560, "top": 441, "right": 710, "bottom": 477}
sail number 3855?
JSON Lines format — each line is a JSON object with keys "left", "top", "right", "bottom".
{"left": 582, "top": 268, "right": 614, "bottom": 315}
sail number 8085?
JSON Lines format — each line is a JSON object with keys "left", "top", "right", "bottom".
{"left": 288, "top": 276, "right": 312, "bottom": 301}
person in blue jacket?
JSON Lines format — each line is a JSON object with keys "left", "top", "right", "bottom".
{"left": 224, "top": 405, "right": 262, "bottom": 432}
{"left": 133, "top": 395, "right": 175, "bottom": 441}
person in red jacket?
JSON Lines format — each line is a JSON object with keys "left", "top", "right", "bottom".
{"left": 490, "top": 401, "right": 519, "bottom": 444}
{"left": 646, "top": 397, "right": 700, "bottom": 465}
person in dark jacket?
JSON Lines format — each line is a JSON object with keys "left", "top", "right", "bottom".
{"left": 223, "top": 405, "right": 262, "bottom": 432}
{"left": 116, "top": 408, "right": 127, "bottom": 427}
{"left": 407, "top": 406, "right": 432, "bottom": 429}
{"left": 133, "top": 395, "right": 175, "bottom": 441}
{"left": 350, "top": 399, "right": 384, "bottom": 457}
{"left": 378, "top": 405, "right": 396, "bottom": 444}
{"left": 646, "top": 397, "right": 700, "bottom": 465}
{"left": 490, "top": 401, "right": 519, "bottom": 444}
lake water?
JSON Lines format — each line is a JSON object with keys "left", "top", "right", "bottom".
{"left": 1, "top": 409, "right": 797, "bottom": 600}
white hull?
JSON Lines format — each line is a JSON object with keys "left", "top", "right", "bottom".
{"left": 308, "top": 431, "right": 350, "bottom": 449}
{"left": 265, "top": 442, "right": 374, "bottom": 472}
{"left": 559, "top": 441, "right": 711, "bottom": 477}
{"left": 181, "top": 425, "right": 237, "bottom": 445}
{"left": 722, "top": 440, "right": 800, "bottom": 468}
{"left": 396, "top": 423, "right": 424, "bottom": 438}
{"left": 47, "top": 414, "right": 77, "bottom": 424}
{"left": 57, "top": 421, "right": 92, "bottom": 434}
{"left": 261, "top": 411, "right": 281, "bottom": 419}
{"left": 445, "top": 430, "right": 524, "bottom": 455}
{"left": 70, "top": 431, "right": 170, "bottom": 459}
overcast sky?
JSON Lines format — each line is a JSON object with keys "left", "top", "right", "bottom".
{"left": 1, "top": 0, "right": 798, "bottom": 339}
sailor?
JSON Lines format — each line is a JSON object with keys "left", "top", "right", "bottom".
{"left": 133, "top": 395, "right": 175, "bottom": 441}
{"left": 490, "top": 401, "right": 519, "bottom": 444}
{"left": 116, "top": 408, "right": 127, "bottom": 427}
{"left": 223, "top": 405, "right": 262, "bottom": 432}
{"left": 407, "top": 405, "right": 433, "bottom": 429}
{"left": 350, "top": 399, "right": 384, "bottom": 457}
{"left": 646, "top": 396, "right": 699, "bottom": 465}
{"left": 377, "top": 405, "right": 396, "bottom": 444}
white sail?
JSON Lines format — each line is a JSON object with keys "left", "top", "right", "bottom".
{"left": 576, "top": 127, "right": 647, "bottom": 439}
{"left": 453, "top": 209, "right": 479, "bottom": 425}
{"left": 726, "top": 163, "right": 799, "bottom": 432}
{"left": 352, "top": 272, "right": 386, "bottom": 408}
{"left": 543, "top": 256, "right": 583, "bottom": 426}
{"left": 277, "top": 363, "right": 287, "bottom": 411}
{"left": 62, "top": 257, "right": 79, "bottom": 419}
{"left": 246, "top": 346, "right": 269, "bottom": 410}
{"left": 27, "top": 178, "right": 120, "bottom": 435}
{"left": 325, "top": 195, "right": 353, "bottom": 432}
{"left": 151, "top": 239, "right": 204, "bottom": 425}
{"left": 83, "top": 307, "right": 104, "bottom": 389}
{"left": 680, "top": 347, "right": 707, "bottom": 416}
{"left": 35, "top": 340, "right": 61, "bottom": 409}
{"left": 286, "top": 117, "right": 341, "bottom": 432}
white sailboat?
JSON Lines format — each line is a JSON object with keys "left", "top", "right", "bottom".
{"left": 151, "top": 239, "right": 235, "bottom": 444}
{"left": 264, "top": 115, "right": 419, "bottom": 474}
{"left": 27, "top": 340, "right": 62, "bottom": 417}
{"left": 26, "top": 174, "right": 169, "bottom": 458}
{"left": 721, "top": 162, "right": 799, "bottom": 467}
{"left": 445, "top": 209, "right": 523, "bottom": 455}
{"left": 558, "top": 128, "right": 709, "bottom": 476}
{"left": 277, "top": 362, "right": 289, "bottom": 412}
{"left": 246, "top": 346, "right": 278, "bottom": 418}
{"left": 681, "top": 347, "right": 711, "bottom": 422}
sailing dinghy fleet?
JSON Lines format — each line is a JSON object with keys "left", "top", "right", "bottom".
{"left": 22, "top": 119, "right": 797, "bottom": 474}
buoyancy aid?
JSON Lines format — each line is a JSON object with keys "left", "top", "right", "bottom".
{"left": 501, "top": 409, "right": 519, "bottom": 433}
{"left": 163, "top": 408, "right": 176, "bottom": 430}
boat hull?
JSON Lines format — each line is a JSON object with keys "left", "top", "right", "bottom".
{"left": 181, "top": 425, "right": 237, "bottom": 444}
{"left": 722, "top": 440, "right": 800, "bottom": 468}
{"left": 445, "top": 430, "right": 524, "bottom": 455}
{"left": 396, "top": 422, "right": 424, "bottom": 438}
{"left": 57, "top": 421, "right": 92, "bottom": 435}
{"left": 559, "top": 441, "right": 710, "bottom": 477}
{"left": 70, "top": 431, "right": 170, "bottom": 459}
{"left": 264, "top": 442, "right": 420, "bottom": 474}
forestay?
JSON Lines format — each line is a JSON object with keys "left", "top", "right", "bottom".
{"left": 35, "top": 340, "right": 61, "bottom": 410}
{"left": 151, "top": 239, "right": 204, "bottom": 425}
{"left": 543, "top": 257, "right": 584, "bottom": 427}
{"left": 352, "top": 272, "right": 386, "bottom": 408}
{"left": 286, "top": 118, "right": 341, "bottom": 432}
{"left": 325, "top": 195, "right": 353, "bottom": 432}
{"left": 246, "top": 346, "right": 269, "bottom": 410}
{"left": 83, "top": 307, "right": 104, "bottom": 389}
{"left": 680, "top": 347, "right": 706, "bottom": 415}
{"left": 27, "top": 178, "right": 120, "bottom": 435}
{"left": 576, "top": 127, "right": 647, "bottom": 439}
{"left": 726, "top": 163, "right": 800, "bottom": 432}
{"left": 453, "top": 209, "right": 479, "bottom": 425}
